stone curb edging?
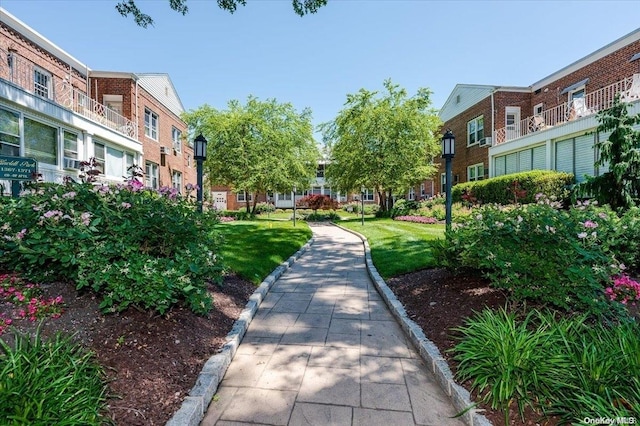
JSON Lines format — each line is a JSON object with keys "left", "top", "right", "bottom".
{"left": 335, "top": 224, "right": 492, "bottom": 426}
{"left": 166, "top": 238, "right": 315, "bottom": 426}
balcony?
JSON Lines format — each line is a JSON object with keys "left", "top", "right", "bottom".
{"left": 0, "top": 47, "right": 137, "bottom": 139}
{"left": 494, "top": 74, "right": 640, "bottom": 145}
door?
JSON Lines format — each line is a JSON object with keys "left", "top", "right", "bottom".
{"left": 212, "top": 191, "right": 227, "bottom": 211}
{"left": 505, "top": 107, "right": 521, "bottom": 141}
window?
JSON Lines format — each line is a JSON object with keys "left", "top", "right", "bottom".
{"left": 312, "top": 186, "right": 322, "bottom": 195}
{"left": 34, "top": 68, "right": 52, "bottom": 99}
{"left": 316, "top": 164, "right": 325, "bottom": 178}
{"left": 494, "top": 146, "right": 547, "bottom": 177}
{"left": 24, "top": 118, "right": 57, "bottom": 165}
{"left": 172, "top": 171, "right": 182, "bottom": 192}
{"left": 420, "top": 183, "right": 425, "bottom": 197}
{"left": 408, "top": 187, "right": 415, "bottom": 200}
{"left": 467, "top": 116, "right": 484, "bottom": 145}
{"left": 103, "top": 95, "right": 123, "bottom": 115}
{"left": 364, "top": 189, "right": 375, "bottom": 201}
{"left": 144, "top": 109, "right": 158, "bottom": 140}
{"left": 172, "top": 127, "right": 182, "bottom": 152}
{"left": 440, "top": 173, "right": 446, "bottom": 192}
{"left": 237, "top": 191, "right": 253, "bottom": 202}
{"left": 145, "top": 161, "right": 159, "bottom": 189}
{"left": 467, "top": 163, "right": 485, "bottom": 182}
{"left": 94, "top": 142, "right": 106, "bottom": 174}
{"left": 94, "top": 142, "right": 133, "bottom": 178}
{"left": 0, "top": 108, "right": 20, "bottom": 157}
{"left": 279, "top": 192, "right": 292, "bottom": 201}
{"left": 555, "top": 134, "right": 595, "bottom": 182}
{"left": 63, "top": 131, "right": 78, "bottom": 160}
{"left": 534, "top": 103, "right": 544, "bottom": 116}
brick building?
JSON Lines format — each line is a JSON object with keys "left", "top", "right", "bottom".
{"left": 432, "top": 27, "right": 640, "bottom": 194}
{"left": 0, "top": 8, "right": 194, "bottom": 193}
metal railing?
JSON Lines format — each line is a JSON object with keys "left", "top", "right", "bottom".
{"left": 0, "top": 47, "right": 136, "bottom": 139}
{"left": 494, "top": 74, "right": 637, "bottom": 145}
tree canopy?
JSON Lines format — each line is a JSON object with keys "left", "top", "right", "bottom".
{"left": 117, "top": 0, "right": 328, "bottom": 27}
{"left": 320, "top": 79, "right": 442, "bottom": 212}
{"left": 183, "top": 97, "right": 320, "bottom": 213}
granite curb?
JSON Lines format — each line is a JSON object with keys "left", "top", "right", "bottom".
{"left": 166, "top": 238, "right": 315, "bottom": 426}
{"left": 335, "top": 224, "right": 492, "bottom": 426}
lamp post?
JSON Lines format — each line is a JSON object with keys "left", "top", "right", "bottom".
{"left": 360, "top": 186, "right": 365, "bottom": 226}
{"left": 193, "top": 133, "right": 208, "bottom": 213}
{"left": 293, "top": 185, "right": 297, "bottom": 227}
{"left": 442, "top": 130, "right": 455, "bottom": 231}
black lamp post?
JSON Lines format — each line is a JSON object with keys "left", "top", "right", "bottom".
{"left": 193, "top": 133, "right": 208, "bottom": 213}
{"left": 360, "top": 186, "right": 365, "bottom": 226}
{"left": 442, "top": 130, "right": 455, "bottom": 230}
{"left": 292, "top": 185, "right": 297, "bottom": 227}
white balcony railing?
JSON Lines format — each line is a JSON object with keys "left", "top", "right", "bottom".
{"left": 494, "top": 74, "right": 638, "bottom": 145}
{"left": 0, "top": 47, "right": 137, "bottom": 139}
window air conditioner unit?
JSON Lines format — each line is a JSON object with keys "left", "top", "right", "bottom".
{"left": 63, "top": 157, "right": 81, "bottom": 170}
{"left": 479, "top": 137, "right": 492, "bottom": 147}
{"left": 160, "top": 146, "right": 169, "bottom": 155}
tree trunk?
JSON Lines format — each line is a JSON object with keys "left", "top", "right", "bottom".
{"left": 388, "top": 189, "right": 394, "bottom": 211}
{"left": 251, "top": 192, "right": 259, "bottom": 215}
{"left": 378, "top": 189, "right": 387, "bottom": 212}
{"left": 245, "top": 192, "right": 251, "bottom": 213}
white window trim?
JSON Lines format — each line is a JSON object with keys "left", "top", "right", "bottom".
{"left": 236, "top": 192, "right": 253, "bottom": 202}
{"left": 144, "top": 108, "right": 159, "bottom": 141}
{"left": 467, "top": 163, "right": 485, "bottom": 182}
{"left": 33, "top": 67, "right": 52, "bottom": 99}
{"left": 172, "top": 127, "right": 182, "bottom": 153}
{"left": 467, "top": 115, "right": 484, "bottom": 146}
{"left": 534, "top": 103, "right": 544, "bottom": 116}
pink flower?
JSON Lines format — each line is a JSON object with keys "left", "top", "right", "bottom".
{"left": 81, "top": 212, "right": 92, "bottom": 226}
{"left": 120, "top": 202, "right": 132, "bottom": 209}
{"left": 583, "top": 220, "right": 598, "bottom": 228}
{"left": 15, "top": 228, "right": 27, "bottom": 240}
{"left": 62, "top": 191, "right": 76, "bottom": 199}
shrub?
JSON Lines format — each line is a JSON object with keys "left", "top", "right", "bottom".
{"left": 296, "top": 195, "right": 338, "bottom": 213}
{"left": 452, "top": 170, "right": 574, "bottom": 205}
{"left": 436, "top": 197, "right": 623, "bottom": 315}
{"left": 390, "top": 199, "right": 420, "bottom": 218}
{"left": 254, "top": 202, "right": 275, "bottom": 214}
{"left": 0, "top": 329, "right": 109, "bottom": 424}
{"left": 454, "top": 309, "right": 640, "bottom": 424}
{"left": 0, "top": 181, "right": 223, "bottom": 315}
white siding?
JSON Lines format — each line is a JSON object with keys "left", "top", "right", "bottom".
{"left": 555, "top": 139, "right": 573, "bottom": 174}
{"left": 136, "top": 74, "right": 184, "bottom": 118}
{"left": 518, "top": 149, "right": 532, "bottom": 172}
{"left": 505, "top": 152, "right": 518, "bottom": 174}
{"left": 532, "top": 146, "right": 546, "bottom": 170}
{"left": 574, "top": 134, "right": 595, "bottom": 182}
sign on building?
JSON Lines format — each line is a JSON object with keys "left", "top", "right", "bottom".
{"left": 0, "top": 155, "right": 38, "bottom": 180}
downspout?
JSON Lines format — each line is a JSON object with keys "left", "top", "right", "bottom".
{"left": 489, "top": 89, "right": 496, "bottom": 178}
{"left": 135, "top": 78, "right": 139, "bottom": 140}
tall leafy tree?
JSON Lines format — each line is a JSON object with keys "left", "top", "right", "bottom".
{"left": 577, "top": 96, "right": 640, "bottom": 211}
{"left": 183, "top": 97, "right": 319, "bottom": 213}
{"left": 320, "top": 79, "right": 441, "bottom": 212}
{"left": 117, "top": 0, "right": 327, "bottom": 27}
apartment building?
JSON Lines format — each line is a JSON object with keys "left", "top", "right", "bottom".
{"left": 0, "top": 8, "right": 194, "bottom": 193}
{"left": 434, "top": 27, "right": 640, "bottom": 194}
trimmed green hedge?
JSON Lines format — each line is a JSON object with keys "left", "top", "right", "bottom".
{"left": 453, "top": 170, "right": 574, "bottom": 205}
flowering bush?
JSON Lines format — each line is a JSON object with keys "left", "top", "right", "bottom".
{"left": 0, "top": 273, "right": 64, "bottom": 334}
{"left": 606, "top": 275, "right": 640, "bottom": 305}
{"left": 435, "top": 196, "right": 624, "bottom": 314}
{"left": 0, "top": 180, "right": 223, "bottom": 315}
{"left": 394, "top": 215, "right": 439, "bottom": 224}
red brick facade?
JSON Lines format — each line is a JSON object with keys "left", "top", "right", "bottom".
{"left": 433, "top": 33, "right": 640, "bottom": 194}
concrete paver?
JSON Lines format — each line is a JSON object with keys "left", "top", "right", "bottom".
{"left": 201, "top": 223, "right": 465, "bottom": 426}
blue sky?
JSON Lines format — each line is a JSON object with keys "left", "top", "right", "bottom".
{"left": 1, "top": 0, "right": 639, "bottom": 137}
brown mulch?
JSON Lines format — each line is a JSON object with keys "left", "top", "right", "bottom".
{"left": 3, "top": 268, "right": 561, "bottom": 425}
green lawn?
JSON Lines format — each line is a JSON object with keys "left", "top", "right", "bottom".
{"left": 215, "top": 220, "right": 312, "bottom": 283}
{"left": 339, "top": 218, "right": 445, "bottom": 279}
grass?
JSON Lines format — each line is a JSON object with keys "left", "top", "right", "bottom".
{"left": 215, "top": 219, "right": 313, "bottom": 284}
{"left": 339, "top": 217, "right": 445, "bottom": 278}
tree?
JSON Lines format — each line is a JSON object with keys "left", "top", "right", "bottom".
{"left": 117, "top": 0, "right": 327, "bottom": 27}
{"left": 320, "top": 79, "right": 441, "bottom": 212}
{"left": 183, "top": 97, "right": 320, "bottom": 213}
{"left": 577, "top": 96, "right": 640, "bottom": 211}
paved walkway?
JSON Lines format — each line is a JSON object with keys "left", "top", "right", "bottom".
{"left": 201, "top": 223, "right": 464, "bottom": 426}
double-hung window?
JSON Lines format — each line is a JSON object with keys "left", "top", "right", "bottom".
{"left": 467, "top": 163, "right": 485, "bottom": 182}
{"left": 24, "top": 118, "right": 57, "bottom": 165}
{"left": 144, "top": 109, "right": 158, "bottom": 140}
{"left": 34, "top": 68, "right": 52, "bottom": 99}
{"left": 172, "top": 127, "right": 182, "bottom": 152}
{"left": 467, "top": 116, "right": 484, "bottom": 145}
{"left": 0, "top": 107, "right": 20, "bottom": 157}
{"left": 145, "top": 161, "right": 159, "bottom": 189}
{"left": 172, "top": 171, "right": 182, "bottom": 192}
